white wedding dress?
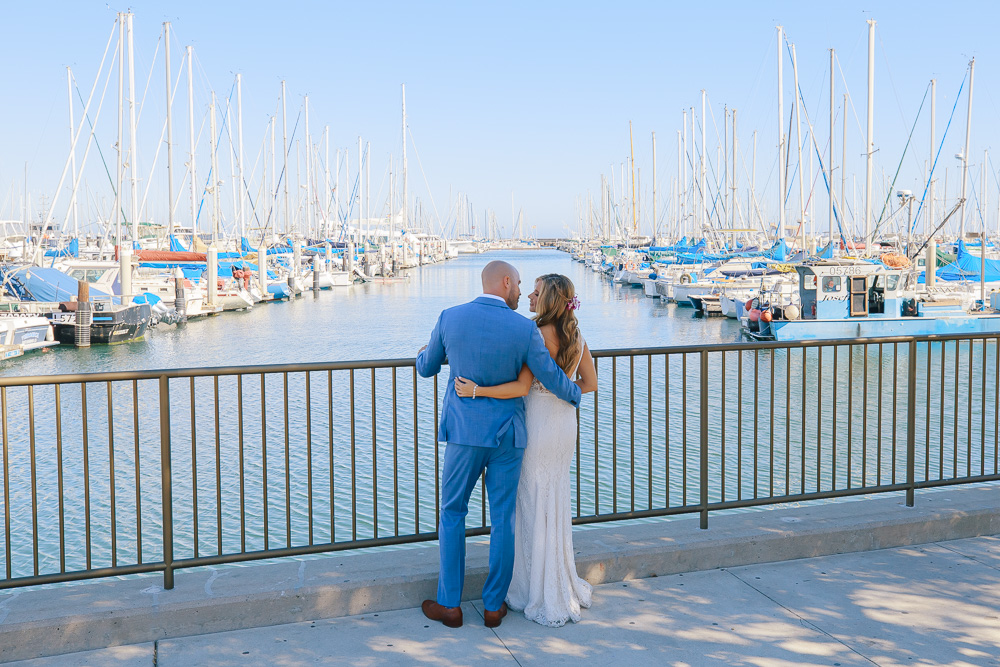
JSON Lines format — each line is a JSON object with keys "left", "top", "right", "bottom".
{"left": 506, "top": 341, "right": 593, "bottom": 627}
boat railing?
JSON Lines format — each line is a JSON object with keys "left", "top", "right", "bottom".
{"left": 0, "top": 332, "right": 998, "bottom": 591}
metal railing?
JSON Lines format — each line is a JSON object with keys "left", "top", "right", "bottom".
{"left": 1, "top": 332, "right": 998, "bottom": 590}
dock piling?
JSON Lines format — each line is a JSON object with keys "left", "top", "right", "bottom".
{"left": 75, "top": 280, "right": 91, "bottom": 348}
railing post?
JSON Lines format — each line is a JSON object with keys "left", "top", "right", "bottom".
{"left": 906, "top": 340, "right": 917, "bottom": 507}
{"left": 700, "top": 350, "right": 709, "bottom": 529}
{"left": 159, "top": 375, "right": 175, "bottom": 589}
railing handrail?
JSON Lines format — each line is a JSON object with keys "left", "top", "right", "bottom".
{"left": 5, "top": 330, "right": 1000, "bottom": 388}
{"left": 2, "top": 330, "right": 998, "bottom": 592}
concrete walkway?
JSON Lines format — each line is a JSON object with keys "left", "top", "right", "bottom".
{"left": 8, "top": 533, "right": 1000, "bottom": 667}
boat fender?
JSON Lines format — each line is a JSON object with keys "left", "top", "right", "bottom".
{"left": 748, "top": 308, "right": 761, "bottom": 323}
{"left": 761, "top": 310, "right": 773, "bottom": 323}
{"left": 744, "top": 299, "right": 753, "bottom": 311}
{"left": 679, "top": 274, "right": 692, "bottom": 284}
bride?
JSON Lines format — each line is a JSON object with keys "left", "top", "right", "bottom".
{"left": 454, "top": 273, "right": 597, "bottom": 627}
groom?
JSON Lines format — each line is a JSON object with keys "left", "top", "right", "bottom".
{"left": 416, "top": 260, "right": 582, "bottom": 628}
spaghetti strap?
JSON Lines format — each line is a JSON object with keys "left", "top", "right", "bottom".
{"left": 571, "top": 337, "right": 586, "bottom": 377}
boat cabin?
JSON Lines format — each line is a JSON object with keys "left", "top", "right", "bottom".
{"left": 795, "top": 260, "right": 905, "bottom": 320}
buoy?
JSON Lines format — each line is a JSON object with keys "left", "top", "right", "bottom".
{"left": 785, "top": 305, "right": 800, "bottom": 320}
{"left": 748, "top": 308, "right": 761, "bottom": 322}
{"left": 761, "top": 310, "right": 773, "bottom": 323}
{"left": 744, "top": 299, "right": 753, "bottom": 311}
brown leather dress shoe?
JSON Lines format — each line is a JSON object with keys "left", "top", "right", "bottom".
{"left": 422, "top": 599, "right": 463, "bottom": 628}
{"left": 483, "top": 602, "right": 508, "bottom": 628}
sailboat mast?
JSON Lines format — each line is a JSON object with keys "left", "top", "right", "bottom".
{"left": 324, "top": 126, "right": 330, "bottom": 237}
{"left": 752, "top": 130, "right": 757, "bottom": 231}
{"left": 651, "top": 131, "right": 657, "bottom": 240}
{"left": 842, "top": 92, "right": 847, "bottom": 242}
{"left": 829, "top": 48, "right": 835, "bottom": 244}
{"left": 700, "top": 91, "right": 706, "bottom": 238}
{"left": 187, "top": 45, "right": 197, "bottom": 236}
{"left": 127, "top": 12, "right": 138, "bottom": 244}
{"left": 791, "top": 43, "right": 806, "bottom": 252}
{"left": 164, "top": 22, "right": 174, "bottom": 238}
{"left": 629, "top": 121, "right": 637, "bottom": 237}
{"left": 237, "top": 73, "right": 245, "bottom": 242}
{"left": 928, "top": 79, "right": 935, "bottom": 238}
{"left": 960, "top": 58, "right": 975, "bottom": 240}
{"left": 67, "top": 67, "right": 79, "bottom": 239}
{"left": 777, "top": 25, "right": 786, "bottom": 241}
{"left": 401, "top": 83, "right": 408, "bottom": 230}
{"left": 864, "top": 19, "right": 876, "bottom": 254}
{"left": 209, "top": 93, "right": 219, "bottom": 244}
{"left": 281, "top": 80, "right": 289, "bottom": 239}
{"left": 366, "top": 141, "right": 371, "bottom": 240}
{"left": 676, "top": 129, "right": 681, "bottom": 241}
{"left": 732, "top": 109, "right": 738, "bottom": 230}
{"left": 304, "top": 95, "right": 312, "bottom": 240}
{"left": 681, "top": 110, "right": 687, "bottom": 238}
{"left": 116, "top": 13, "right": 124, "bottom": 252}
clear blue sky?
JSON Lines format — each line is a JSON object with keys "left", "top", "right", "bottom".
{"left": 2, "top": 1, "right": 1000, "bottom": 238}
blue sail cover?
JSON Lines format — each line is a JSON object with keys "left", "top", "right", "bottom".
{"left": 44, "top": 238, "right": 79, "bottom": 258}
{"left": 168, "top": 235, "right": 189, "bottom": 252}
{"left": 814, "top": 242, "right": 834, "bottom": 259}
{"left": 766, "top": 239, "right": 789, "bottom": 261}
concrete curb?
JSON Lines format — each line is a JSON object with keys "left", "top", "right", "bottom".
{"left": 1, "top": 484, "right": 997, "bottom": 662}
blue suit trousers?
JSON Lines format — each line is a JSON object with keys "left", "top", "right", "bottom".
{"left": 437, "top": 429, "right": 523, "bottom": 611}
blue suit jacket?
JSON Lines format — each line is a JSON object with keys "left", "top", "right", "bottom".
{"left": 416, "top": 296, "right": 582, "bottom": 448}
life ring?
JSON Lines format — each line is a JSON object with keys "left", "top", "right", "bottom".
{"left": 626, "top": 261, "right": 638, "bottom": 272}
{"left": 679, "top": 273, "right": 692, "bottom": 284}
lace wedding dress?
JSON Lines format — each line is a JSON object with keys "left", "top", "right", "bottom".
{"left": 506, "top": 341, "right": 593, "bottom": 627}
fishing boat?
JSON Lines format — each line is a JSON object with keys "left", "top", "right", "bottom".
{"left": 742, "top": 259, "right": 1000, "bottom": 341}
{"left": 47, "top": 301, "right": 152, "bottom": 345}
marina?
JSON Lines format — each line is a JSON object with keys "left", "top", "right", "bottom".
{"left": 4, "top": 13, "right": 1000, "bottom": 368}
{"left": 0, "top": 6, "right": 998, "bottom": 664}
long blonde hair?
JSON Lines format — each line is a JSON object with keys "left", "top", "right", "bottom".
{"left": 534, "top": 274, "right": 581, "bottom": 375}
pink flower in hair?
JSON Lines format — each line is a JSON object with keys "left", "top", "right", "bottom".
{"left": 566, "top": 296, "right": 581, "bottom": 311}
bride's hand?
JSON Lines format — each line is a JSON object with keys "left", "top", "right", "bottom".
{"left": 454, "top": 377, "right": 477, "bottom": 397}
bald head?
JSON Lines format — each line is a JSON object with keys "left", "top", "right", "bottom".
{"left": 481, "top": 260, "right": 521, "bottom": 309}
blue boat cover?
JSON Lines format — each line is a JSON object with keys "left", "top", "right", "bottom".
{"left": 9, "top": 266, "right": 116, "bottom": 303}
{"left": 44, "top": 238, "right": 79, "bottom": 258}
{"left": 933, "top": 239, "right": 1000, "bottom": 282}
{"left": 131, "top": 292, "right": 162, "bottom": 305}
